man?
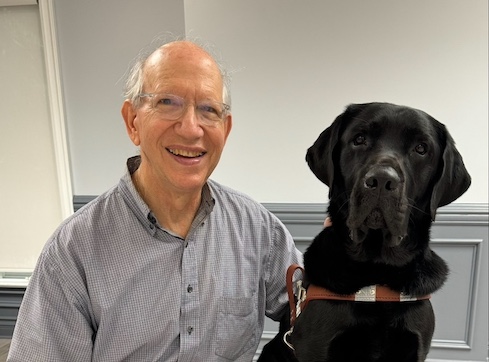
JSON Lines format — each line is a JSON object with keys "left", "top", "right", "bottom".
{"left": 7, "top": 40, "right": 301, "bottom": 361}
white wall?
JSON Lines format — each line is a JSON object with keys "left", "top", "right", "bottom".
{"left": 0, "top": 5, "right": 62, "bottom": 270}
{"left": 53, "top": 0, "right": 488, "bottom": 204}
{"left": 185, "top": 0, "right": 488, "bottom": 204}
{"left": 53, "top": 0, "right": 186, "bottom": 196}
{"left": 1, "top": 0, "right": 487, "bottom": 270}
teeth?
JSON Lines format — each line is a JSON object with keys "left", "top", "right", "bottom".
{"left": 168, "top": 148, "right": 204, "bottom": 158}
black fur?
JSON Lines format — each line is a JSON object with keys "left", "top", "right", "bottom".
{"left": 258, "top": 102, "right": 470, "bottom": 362}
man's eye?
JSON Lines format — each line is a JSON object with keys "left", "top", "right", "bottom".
{"left": 198, "top": 104, "right": 220, "bottom": 115}
{"left": 353, "top": 134, "right": 366, "bottom": 146}
{"left": 158, "top": 97, "right": 177, "bottom": 106}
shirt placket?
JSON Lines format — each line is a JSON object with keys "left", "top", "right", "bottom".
{"left": 178, "top": 237, "right": 200, "bottom": 361}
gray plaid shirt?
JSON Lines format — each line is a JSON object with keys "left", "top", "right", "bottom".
{"left": 8, "top": 157, "right": 301, "bottom": 362}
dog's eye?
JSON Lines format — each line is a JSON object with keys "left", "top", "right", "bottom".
{"left": 353, "top": 134, "right": 366, "bottom": 146}
{"left": 415, "top": 143, "right": 428, "bottom": 155}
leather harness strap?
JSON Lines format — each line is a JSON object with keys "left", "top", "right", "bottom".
{"left": 304, "top": 284, "right": 431, "bottom": 306}
{"left": 285, "top": 264, "right": 431, "bottom": 327}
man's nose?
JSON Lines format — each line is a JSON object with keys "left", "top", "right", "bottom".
{"left": 175, "top": 106, "right": 204, "bottom": 136}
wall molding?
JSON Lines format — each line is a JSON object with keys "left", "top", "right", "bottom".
{"left": 39, "top": 0, "right": 74, "bottom": 218}
{"left": 261, "top": 202, "right": 489, "bottom": 223}
{"left": 74, "top": 197, "right": 488, "bottom": 220}
{"left": 430, "top": 238, "right": 483, "bottom": 351}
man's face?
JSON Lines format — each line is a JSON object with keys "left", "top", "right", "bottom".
{"left": 123, "top": 43, "right": 232, "bottom": 195}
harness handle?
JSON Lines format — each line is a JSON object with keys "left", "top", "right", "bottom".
{"left": 286, "top": 264, "right": 304, "bottom": 326}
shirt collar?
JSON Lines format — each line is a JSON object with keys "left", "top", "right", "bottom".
{"left": 120, "top": 156, "right": 215, "bottom": 236}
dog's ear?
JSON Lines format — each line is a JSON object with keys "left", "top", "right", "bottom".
{"left": 306, "top": 104, "right": 362, "bottom": 197}
{"left": 430, "top": 125, "right": 471, "bottom": 220}
{"left": 305, "top": 124, "right": 338, "bottom": 190}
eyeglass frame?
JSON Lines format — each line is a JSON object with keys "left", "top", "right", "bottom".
{"left": 136, "top": 92, "right": 231, "bottom": 125}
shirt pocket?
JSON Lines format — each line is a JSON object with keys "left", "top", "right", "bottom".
{"left": 215, "top": 296, "right": 257, "bottom": 360}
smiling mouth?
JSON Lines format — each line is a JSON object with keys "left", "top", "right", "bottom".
{"left": 167, "top": 148, "right": 205, "bottom": 158}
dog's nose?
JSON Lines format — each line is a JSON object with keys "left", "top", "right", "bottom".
{"left": 364, "top": 166, "right": 400, "bottom": 192}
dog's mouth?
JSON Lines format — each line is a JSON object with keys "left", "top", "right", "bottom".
{"left": 364, "top": 208, "right": 386, "bottom": 229}
{"left": 349, "top": 226, "right": 406, "bottom": 248}
{"left": 348, "top": 208, "right": 406, "bottom": 247}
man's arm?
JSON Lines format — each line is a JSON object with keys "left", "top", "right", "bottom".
{"left": 8, "top": 250, "right": 94, "bottom": 361}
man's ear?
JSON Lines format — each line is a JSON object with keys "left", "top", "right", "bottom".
{"left": 121, "top": 100, "right": 140, "bottom": 146}
{"left": 223, "top": 113, "right": 232, "bottom": 142}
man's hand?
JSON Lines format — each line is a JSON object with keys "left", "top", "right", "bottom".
{"left": 324, "top": 216, "right": 332, "bottom": 228}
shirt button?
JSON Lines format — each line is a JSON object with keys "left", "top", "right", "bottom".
{"left": 187, "top": 326, "right": 194, "bottom": 335}
{"left": 187, "top": 285, "right": 193, "bottom": 293}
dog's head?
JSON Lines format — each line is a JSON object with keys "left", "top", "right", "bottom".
{"left": 306, "top": 103, "right": 470, "bottom": 257}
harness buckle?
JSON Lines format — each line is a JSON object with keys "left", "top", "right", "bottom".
{"left": 295, "top": 280, "right": 307, "bottom": 319}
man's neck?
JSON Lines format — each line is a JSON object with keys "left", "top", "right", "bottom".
{"left": 132, "top": 169, "right": 202, "bottom": 239}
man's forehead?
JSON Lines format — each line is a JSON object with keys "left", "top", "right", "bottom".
{"left": 145, "top": 46, "right": 221, "bottom": 79}
{"left": 148, "top": 42, "right": 216, "bottom": 67}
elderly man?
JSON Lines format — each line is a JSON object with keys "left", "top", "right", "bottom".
{"left": 8, "top": 41, "right": 301, "bottom": 361}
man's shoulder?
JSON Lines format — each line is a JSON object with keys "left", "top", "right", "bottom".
{"left": 208, "top": 179, "right": 263, "bottom": 208}
{"left": 49, "top": 186, "right": 123, "bottom": 242}
{"left": 69, "top": 186, "right": 120, "bottom": 220}
{"left": 207, "top": 179, "right": 280, "bottom": 221}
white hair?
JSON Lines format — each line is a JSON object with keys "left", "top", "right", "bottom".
{"left": 122, "top": 37, "right": 231, "bottom": 110}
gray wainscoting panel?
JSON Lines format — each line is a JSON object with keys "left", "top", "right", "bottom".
{"left": 1, "top": 201, "right": 487, "bottom": 361}
{"left": 0, "top": 288, "right": 24, "bottom": 338}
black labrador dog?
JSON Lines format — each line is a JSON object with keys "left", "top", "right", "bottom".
{"left": 259, "top": 102, "right": 471, "bottom": 362}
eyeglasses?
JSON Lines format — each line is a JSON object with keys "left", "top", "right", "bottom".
{"left": 138, "top": 93, "right": 230, "bottom": 126}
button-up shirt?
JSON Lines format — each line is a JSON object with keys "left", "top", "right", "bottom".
{"left": 8, "top": 157, "right": 301, "bottom": 361}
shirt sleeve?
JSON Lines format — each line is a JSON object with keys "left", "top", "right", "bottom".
{"left": 8, "top": 244, "right": 94, "bottom": 362}
{"left": 264, "top": 216, "right": 303, "bottom": 321}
